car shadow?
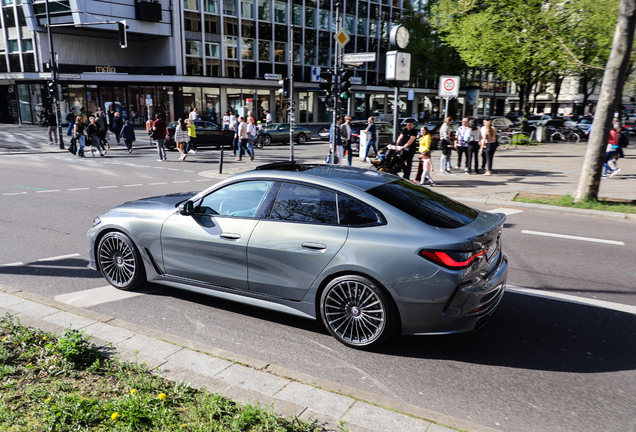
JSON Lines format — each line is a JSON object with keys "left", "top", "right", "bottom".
{"left": 0, "top": 258, "right": 102, "bottom": 279}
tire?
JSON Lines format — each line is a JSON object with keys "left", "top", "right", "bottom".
{"left": 296, "top": 133, "right": 306, "bottom": 144}
{"left": 550, "top": 132, "right": 564, "bottom": 143}
{"left": 97, "top": 232, "right": 146, "bottom": 290}
{"left": 165, "top": 140, "right": 176, "bottom": 151}
{"left": 256, "top": 137, "right": 264, "bottom": 149}
{"left": 568, "top": 132, "right": 581, "bottom": 143}
{"left": 320, "top": 275, "right": 397, "bottom": 348}
{"left": 498, "top": 135, "right": 510, "bottom": 150}
{"left": 262, "top": 135, "right": 272, "bottom": 146}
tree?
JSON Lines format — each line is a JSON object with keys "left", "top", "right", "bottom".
{"left": 574, "top": 0, "right": 636, "bottom": 202}
{"left": 431, "top": 0, "right": 564, "bottom": 116}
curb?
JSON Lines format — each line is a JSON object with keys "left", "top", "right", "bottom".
{"left": 0, "top": 283, "right": 499, "bottom": 432}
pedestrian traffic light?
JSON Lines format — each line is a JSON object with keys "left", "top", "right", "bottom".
{"left": 319, "top": 71, "right": 334, "bottom": 106}
{"left": 118, "top": 21, "right": 127, "bottom": 48}
{"left": 340, "top": 71, "right": 353, "bottom": 101}
{"left": 278, "top": 77, "right": 290, "bottom": 98}
{"left": 47, "top": 81, "right": 56, "bottom": 99}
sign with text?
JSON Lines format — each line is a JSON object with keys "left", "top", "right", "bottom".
{"left": 343, "top": 52, "right": 376, "bottom": 64}
{"left": 264, "top": 73, "right": 282, "bottom": 80}
{"left": 439, "top": 76, "right": 460, "bottom": 98}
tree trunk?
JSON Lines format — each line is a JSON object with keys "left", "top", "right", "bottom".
{"left": 574, "top": 0, "right": 636, "bottom": 202}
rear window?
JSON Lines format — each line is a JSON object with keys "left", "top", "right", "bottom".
{"left": 366, "top": 179, "right": 478, "bottom": 228}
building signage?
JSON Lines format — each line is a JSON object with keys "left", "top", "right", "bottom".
{"left": 310, "top": 66, "right": 321, "bottom": 83}
{"left": 95, "top": 66, "right": 117, "bottom": 73}
{"left": 343, "top": 52, "right": 376, "bottom": 64}
{"left": 385, "top": 51, "right": 411, "bottom": 82}
{"left": 264, "top": 73, "right": 282, "bottom": 80}
{"left": 438, "top": 76, "right": 460, "bottom": 98}
{"left": 59, "top": 73, "right": 81, "bottom": 80}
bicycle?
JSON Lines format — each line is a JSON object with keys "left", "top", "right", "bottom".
{"left": 498, "top": 130, "right": 534, "bottom": 150}
{"left": 550, "top": 128, "right": 580, "bottom": 143}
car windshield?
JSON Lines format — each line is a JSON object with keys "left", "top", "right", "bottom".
{"left": 366, "top": 179, "right": 478, "bottom": 229}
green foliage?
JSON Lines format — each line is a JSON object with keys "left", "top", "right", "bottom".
{"left": 514, "top": 194, "right": 636, "bottom": 213}
{"left": 49, "top": 327, "right": 100, "bottom": 368}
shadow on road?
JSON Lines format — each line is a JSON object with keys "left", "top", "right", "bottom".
{"left": 0, "top": 258, "right": 102, "bottom": 279}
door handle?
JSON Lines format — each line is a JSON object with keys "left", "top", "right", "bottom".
{"left": 302, "top": 242, "right": 326, "bottom": 251}
{"left": 220, "top": 232, "right": 241, "bottom": 240}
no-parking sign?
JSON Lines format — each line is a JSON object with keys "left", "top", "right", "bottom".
{"left": 438, "top": 76, "right": 460, "bottom": 98}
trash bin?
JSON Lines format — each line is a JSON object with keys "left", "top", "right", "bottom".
{"left": 358, "top": 130, "right": 369, "bottom": 161}
{"left": 535, "top": 123, "right": 547, "bottom": 142}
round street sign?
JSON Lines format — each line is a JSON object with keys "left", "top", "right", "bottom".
{"left": 438, "top": 75, "right": 460, "bottom": 98}
{"left": 443, "top": 79, "right": 455, "bottom": 92}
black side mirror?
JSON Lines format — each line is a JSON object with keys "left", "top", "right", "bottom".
{"left": 179, "top": 201, "right": 194, "bottom": 216}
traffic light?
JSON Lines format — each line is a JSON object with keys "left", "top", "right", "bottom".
{"left": 47, "top": 81, "right": 56, "bottom": 100}
{"left": 340, "top": 71, "right": 353, "bottom": 101}
{"left": 118, "top": 21, "right": 127, "bottom": 48}
{"left": 319, "top": 71, "right": 334, "bottom": 107}
{"left": 278, "top": 77, "right": 290, "bottom": 98}
{"left": 59, "top": 83, "right": 68, "bottom": 101}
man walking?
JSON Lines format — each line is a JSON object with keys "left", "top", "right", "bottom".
{"left": 47, "top": 110, "right": 58, "bottom": 146}
{"left": 120, "top": 120, "right": 136, "bottom": 153}
{"left": 152, "top": 113, "right": 168, "bottom": 161}
{"left": 329, "top": 115, "right": 343, "bottom": 164}
{"left": 395, "top": 119, "right": 418, "bottom": 180}
{"left": 111, "top": 112, "right": 123, "bottom": 145}
{"left": 364, "top": 117, "right": 377, "bottom": 160}
{"left": 341, "top": 115, "right": 353, "bottom": 166}
{"left": 236, "top": 116, "right": 253, "bottom": 161}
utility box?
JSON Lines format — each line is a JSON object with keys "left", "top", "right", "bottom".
{"left": 535, "top": 124, "right": 547, "bottom": 143}
{"left": 135, "top": 0, "right": 162, "bottom": 22}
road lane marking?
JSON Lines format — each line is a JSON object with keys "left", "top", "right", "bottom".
{"left": 55, "top": 285, "right": 161, "bottom": 308}
{"left": 3, "top": 192, "right": 28, "bottom": 195}
{"left": 487, "top": 208, "right": 524, "bottom": 216}
{"left": 12, "top": 185, "right": 47, "bottom": 190}
{"left": 0, "top": 262, "right": 24, "bottom": 268}
{"left": 184, "top": 170, "right": 195, "bottom": 173}
{"left": 36, "top": 190, "right": 60, "bottom": 193}
{"left": 508, "top": 286, "right": 636, "bottom": 316}
{"left": 97, "top": 186, "right": 117, "bottom": 189}
{"left": 520, "top": 230, "right": 624, "bottom": 245}
{"left": 173, "top": 181, "right": 191, "bottom": 183}
{"left": 123, "top": 184, "right": 143, "bottom": 187}
{"left": 168, "top": 168, "right": 180, "bottom": 171}
{"left": 68, "top": 188, "right": 90, "bottom": 191}
{"left": 196, "top": 179, "right": 211, "bottom": 181}
{"left": 149, "top": 182, "right": 167, "bottom": 185}
{"left": 38, "top": 253, "right": 81, "bottom": 262}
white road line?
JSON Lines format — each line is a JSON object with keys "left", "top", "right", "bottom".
{"left": 153, "top": 167, "right": 165, "bottom": 169}
{"left": 136, "top": 165, "right": 150, "bottom": 168}
{"left": 36, "top": 190, "right": 60, "bottom": 193}
{"left": 123, "top": 184, "right": 143, "bottom": 187}
{"left": 184, "top": 170, "right": 195, "bottom": 173}
{"left": 521, "top": 230, "right": 624, "bottom": 246}
{"left": 508, "top": 286, "right": 636, "bottom": 316}
{"left": 173, "top": 180, "right": 191, "bottom": 183}
{"left": 149, "top": 182, "right": 167, "bottom": 185}
{"left": 110, "top": 162, "right": 122, "bottom": 165}
{"left": 0, "top": 262, "right": 24, "bottom": 268}
{"left": 55, "top": 285, "right": 160, "bottom": 308}
{"left": 168, "top": 168, "right": 180, "bottom": 171}
{"left": 97, "top": 186, "right": 117, "bottom": 189}
{"left": 68, "top": 188, "right": 90, "bottom": 191}
{"left": 487, "top": 208, "right": 525, "bottom": 216}
{"left": 38, "top": 253, "right": 81, "bottom": 262}
{"left": 3, "top": 192, "right": 28, "bottom": 195}
{"left": 196, "top": 179, "right": 211, "bottom": 182}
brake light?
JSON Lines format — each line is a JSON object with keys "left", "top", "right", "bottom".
{"left": 419, "top": 250, "right": 486, "bottom": 270}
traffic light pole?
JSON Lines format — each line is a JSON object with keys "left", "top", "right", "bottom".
{"left": 45, "top": 0, "right": 64, "bottom": 149}
{"left": 288, "top": 3, "right": 294, "bottom": 162}
{"left": 331, "top": 3, "right": 341, "bottom": 164}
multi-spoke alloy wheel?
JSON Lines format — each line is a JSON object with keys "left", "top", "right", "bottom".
{"left": 97, "top": 232, "right": 145, "bottom": 290}
{"left": 320, "top": 275, "right": 396, "bottom": 348}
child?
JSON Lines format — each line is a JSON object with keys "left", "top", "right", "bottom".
{"left": 419, "top": 151, "right": 436, "bottom": 186}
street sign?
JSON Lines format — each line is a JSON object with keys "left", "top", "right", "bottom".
{"left": 59, "top": 73, "right": 81, "bottom": 80}
{"left": 310, "top": 66, "right": 321, "bottom": 83}
{"left": 334, "top": 29, "right": 350, "bottom": 48}
{"left": 264, "top": 73, "right": 282, "bottom": 80}
{"left": 438, "top": 76, "right": 460, "bottom": 98}
{"left": 343, "top": 52, "right": 376, "bottom": 64}
{"left": 385, "top": 51, "right": 411, "bottom": 82}
{"left": 349, "top": 76, "right": 363, "bottom": 85}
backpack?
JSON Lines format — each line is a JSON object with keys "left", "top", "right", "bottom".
{"left": 618, "top": 132, "right": 629, "bottom": 148}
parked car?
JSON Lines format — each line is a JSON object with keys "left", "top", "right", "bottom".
{"left": 256, "top": 123, "right": 313, "bottom": 146}
{"left": 415, "top": 121, "right": 459, "bottom": 149}
{"left": 166, "top": 120, "right": 234, "bottom": 150}
{"left": 318, "top": 125, "right": 330, "bottom": 141}
{"left": 317, "top": 122, "right": 394, "bottom": 154}
{"left": 87, "top": 163, "right": 508, "bottom": 348}
{"left": 577, "top": 116, "right": 594, "bottom": 132}
{"left": 471, "top": 116, "right": 517, "bottom": 132}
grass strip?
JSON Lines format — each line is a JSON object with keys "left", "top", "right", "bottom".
{"left": 0, "top": 313, "right": 332, "bottom": 431}
{"left": 514, "top": 194, "right": 636, "bottom": 214}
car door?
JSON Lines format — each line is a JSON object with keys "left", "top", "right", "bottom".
{"left": 160, "top": 180, "right": 274, "bottom": 290}
{"left": 203, "top": 122, "right": 232, "bottom": 146}
{"left": 193, "top": 121, "right": 212, "bottom": 144}
{"left": 273, "top": 123, "right": 290, "bottom": 143}
{"left": 247, "top": 182, "right": 348, "bottom": 301}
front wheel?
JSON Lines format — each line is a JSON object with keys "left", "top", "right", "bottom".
{"left": 498, "top": 135, "right": 510, "bottom": 150}
{"left": 97, "top": 232, "right": 145, "bottom": 290}
{"left": 568, "top": 132, "right": 581, "bottom": 143}
{"left": 320, "top": 275, "right": 397, "bottom": 349}
{"left": 261, "top": 135, "right": 272, "bottom": 146}
{"left": 296, "top": 133, "right": 306, "bottom": 144}
{"left": 550, "top": 132, "right": 565, "bottom": 143}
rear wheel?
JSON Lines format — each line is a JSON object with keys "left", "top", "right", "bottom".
{"left": 97, "top": 232, "right": 145, "bottom": 290}
{"left": 568, "top": 132, "right": 581, "bottom": 143}
{"left": 320, "top": 275, "right": 397, "bottom": 348}
{"left": 296, "top": 133, "right": 306, "bottom": 144}
{"left": 550, "top": 132, "right": 565, "bottom": 143}
{"left": 261, "top": 135, "right": 272, "bottom": 146}
{"left": 498, "top": 135, "right": 510, "bottom": 150}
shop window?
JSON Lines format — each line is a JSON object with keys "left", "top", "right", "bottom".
{"left": 226, "top": 60, "right": 239, "bottom": 78}
{"left": 241, "top": 38, "right": 254, "bottom": 60}
{"left": 304, "top": 45, "right": 315, "bottom": 65}
{"left": 186, "top": 57, "right": 203, "bottom": 76}
{"left": 241, "top": 0, "right": 253, "bottom": 18}
{"left": 274, "top": 42, "right": 286, "bottom": 63}
{"left": 259, "top": 22, "right": 272, "bottom": 39}
{"left": 305, "top": 7, "right": 314, "bottom": 27}
{"left": 184, "top": 12, "right": 201, "bottom": 31}
{"left": 274, "top": 24, "right": 286, "bottom": 41}
{"left": 186, "top": 40, "right": 201, "bottom": 55}
{"left": 224, "top": 36, "right": 238, "bottom": 59}
{"left": 23, "top": 53, "right": 34, "bottom": 71}
{"left": 223, "top": 0, "right": 236, "bottom": 15}
{"left": 205, "top": 15, "right": 220, "bottom": 33}
{"left": 258, "top": 40, "right": 270, "bottom": 61}
{"left": 258, "top": 0, "right": 270, "bottom": 20}
{"left": 183, "top": 0, "right": 199, "bottom": 10}
{"left": 206, "top": 58, "right": 221, "bottom": 76}
{"left": 292, "top": 4, "right": 300, "bottom": 25}
{"left": 225, "top": 17, "right": 238, "bottom": 35}
{"left": 3, "top": 8, "right": 15, "bottom": 27}
{"left": 242, "top": 20, "right": 255, "bottom": 37}
{"left": 204, "top": 0, "right": 218, "bottom": 12}
{"left": 206, "top": 42, "right": 219, "bottom": 57}
{"left": 318, "top": 10, "right": 328, "bottom": 30}
{"left": 243, "top": 62, "right": 256, "bottom": 79}
{"left": 8, "top": 40, "right": 18, "bottom": 53}
{"left": 273, "top": 1, "right": 285, "bottom": 23}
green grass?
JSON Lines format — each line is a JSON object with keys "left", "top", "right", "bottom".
{"left": 514, "top": 194, "right": 636, "bottom": 214}
{"left": 0, "top": 313, "right": 326, "bottom": 432}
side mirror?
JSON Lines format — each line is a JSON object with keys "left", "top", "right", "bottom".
{"left": 179, "top": 201, "right": 194, "bottom": 216}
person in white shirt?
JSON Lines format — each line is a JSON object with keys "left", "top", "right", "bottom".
{"left": 189, "top": 108, "right": 199, "bottom": 121}
{"left": 236, "top": 116, "right": 253, "bottom": 161}
{"left": 222, "top": 112, "right": 230, "bottom": 129}
{"left": 229, "top": 112, "right": 238, "bottom": 156}
{"left": 264, "top": 110, "right": 272, "bottom": 125}
{"left": 247, "top": 116, "right": 257, "bottom": 159}
{"left": 455, "top": 118, "right": 472, "bottom": 172}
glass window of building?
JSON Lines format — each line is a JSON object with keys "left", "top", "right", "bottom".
{"left": 331, "top": 11, "right": 337, "bottom": 31}
{"left": 305, "top": 7, "right": 314, "bottom": 27}
{"left": 298, "top": 92, "right": 314, "bottom": 122}
{"left": 304, "top": 45, "right": 315, "bottom": 65}
{"left": 2, "top": 0, "right": 13, "bottom": 5}
{"left": 274, "top": 1, "right": 285, "bottom": 23}
{"left": 243, "top": 61, "right": 257, "bottom": 79}
{"left": 225, "top": 17, "right": 239, "bottom": 35}
{"left": 225, "top": 36, "right": 238, "bottom": 58}
{"left": 259, "top": 22, "right": 272, "bottom": 38}
{"left": 294, "top": 44, "right": 300, "bottom": 64}
{"left": 258, "top": 0, "right": 270, "bottom": 20}
{"left": 186, "top": 40, "right": 201, "bottom": 55}
{"left": 156, "top": 87, "right": 175, "bottom": 123}
{"left": 242, "top": 20, "right": 255, "bottom": 37}
{"left": 292, "top": 5, "right": 300, "bottom": 25}
{"left": 182, "top": 87, "right": 202, "bottom": 118}
{"left": 184, "top": 12, "right": 201, "bottom": 31}
{"left": 206, "top": 42, "right": 220, "bottom": 57}
{"left": 205, "top": 15, "right": 220, "bottom": 33}
{"left": 242, "top": 38, "right": 254, "bottom": 60}
{"left": 226, "top": 60, "right": 239, "bottom": 78}
{"left": 204, "top": 0, "right": 218, "bottom": 12}
{"left": 183, "top": 0, "right": 199, "bottom": 10}
{"left": 274, "top": 24, "right": 286, "bottom": 41}
{"left": 345, "top": 14, "right": 354, "bottom": 34}
{"left": 206, "top": 58, "right": 221, "bottom": 76}
{"left": 318, "top": 46, "right": 329, "bottom": 66}
{"left": 128, "top": 86, "right": 156, "bottom": 124}
{"left": 241, "top": 0, "right": 253, "bottom": 18}
{"left": 8, "top": 40, "right": 19, "bottom": 53}
{"left": 186, "top": 58, "right": 203, "bottom": 76}
{"left": 258, "top": 40, "right": 270, "bottom": 61}
{"left": 319, "top": 0, "right": 328, "bottom": 8}
{"left": 223, "top": 0, "right": 237, "bottom": 16}
{"left": 203, "top": 88, "right": 220, "bottom": 121}
{"left": 357, "top": 17, "right": 367, "bottom": 36}
{"left": 22, "top": 53, "right": 35, "bottom": 72}
{"left": 3, "top": 7, "right": 15, "bottom": 27}
{"left": 274, "top": 42, "right": 286, "bottom": 62}
{"left": 318, "top": 10, "right": 328, "bottom": 30}
{"left": 21, "top": 39, "right": 33, "bottom": 51}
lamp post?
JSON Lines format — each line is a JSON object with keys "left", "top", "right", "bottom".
{"left": 45, "top": 0, "right": 64, "bottom": 149}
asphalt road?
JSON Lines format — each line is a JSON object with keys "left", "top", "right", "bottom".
{"left": 1, "top": 142, "right": 635, "bottom": 432}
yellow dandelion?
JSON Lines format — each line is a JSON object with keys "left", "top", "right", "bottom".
{"left": 157, "top": 393, "right": 166, "bottom": 401}
{"left": 181, "top": 424, "right": 186, "bottom": 429}
{"left": 130, "top": 389, "right": 137, "bottom": 395}
{"left": 45, "top": 397, "right": 51, "bottom": 403}
{"left": 42, "top": 336, "right": 46, "bottom": 341}
{"left": 2, "top": 337, "right": 7, "bottom": 341}
{"left": 26, "top": 362, "right": 32, "bottom": 366}
{"left": 111, "top": 412, "right": 120, "bottom": 421}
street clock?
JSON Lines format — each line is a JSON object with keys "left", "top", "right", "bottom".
{"left": 390, "top": 25, "right": 410, "bottom": 50}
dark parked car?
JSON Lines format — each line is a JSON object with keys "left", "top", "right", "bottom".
{"left": 317, "top": 122, "right": 394, "bottom": 154}
{"left": 87, "top": 163, "right": 508, "bottom": 348}
{"left": 414, "top": 121, "right": 458, "bottom": 149}
{"left": 577, "top": 116, "right": 594, "bottom": 132}
{"left": 257, "top": 123, "right": 312, "bottom": 146}
{"left": 166, "top": 120, "right": 234, "bottom": 150}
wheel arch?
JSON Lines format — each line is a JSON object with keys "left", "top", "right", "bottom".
{"left": 93, "top": 227, "right": 150, "bottom": 278}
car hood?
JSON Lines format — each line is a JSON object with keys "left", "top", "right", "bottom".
{"left": 112, "top": 191, "right": 198, "bottom": 212}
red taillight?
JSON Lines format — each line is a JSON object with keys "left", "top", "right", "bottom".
{"left": 419, "top": 250, "right": 486, "bottom": 270}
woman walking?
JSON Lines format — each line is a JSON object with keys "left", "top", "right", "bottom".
{"left": 174, "top": 118, "right": 189, "bottom": 161}
{"left": 467, "top": 118, "right": 482, "bottom": 174}
{"left": 186, "top": 119, "right": 198, "bottom": 154}
{"left": 247, "top": 116, "right": 257, "bottom": 160}
{"left": 73, "top": 116, "right": 87, "bottom": 158}
{"left": 87, "top": 116, "right": 105, "bottom": 156}
{"left": 480, "top": 119, "right": 498, "bottom": 176}
{"left": 414, "top": 126, "right": 431, "bottom": 183}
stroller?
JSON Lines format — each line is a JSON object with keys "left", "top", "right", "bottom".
{"left": 369, "top": 144, "right": 404, "bottom": 174}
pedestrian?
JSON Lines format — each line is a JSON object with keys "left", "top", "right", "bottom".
{"left": 111, "top": 112, "right": 123, "bottom": 145}
{"left": 120, "top": 120, "right": 136, "bottom": 153}
{"left": 96, "top": 112, "right": 108, "bottom": 150}
{"left": 73, "top": 116, "right": 87, "bottom": 158}
{"left": 467, "top": 118, "right": 482, "bottom": 174}
{"left": 152, "top": 113, "right": 168, "bottom": 161}
{"left": 340, "top": 115, "right": 353, "bottom": 166}
{"left": 210, "top": 107, "right": 218, "bottom": 125}
{"left": 230, "top": 111, "right": 239, "bottom": 156}
{"left": 107, "top": 105, "right": 115, "bottom": 131}
{"left": 47, "top": 110, "right": 58, "bottom": 146}
{"left": 439, "top": 117, "right": 453, "bottom": 174}
{"left": 414, "top": 126, "right": 431, "bottom": 183}
{"left": 364, "top": 117, "right": 377, "bottom": 160}
{"left": 265, "top": 109, "right": 272, "bottom": 125}
{"left": 480, "top": 119, "right": 498, "bottom": 176}
{"left": 87, "top": 116, "right": 105, "bottom": 156}
{"left": 418, "top": 151, "right": 435, "bottom": 186}
{"left": 185, "top": 119, "right": 198, "bottom": 154}
{"left": 329, "top": 115, "right": 343, "bottom": 164}
{"left": 174, "top": 118, "right": 189, "bottom": 161}
{"left": 395, "top": 119, "right": 419, "bottom": 180}
{"left": 222, "top": 111, "right": 230, "bottom": 129}
{"left": 66, "top": 111, "right": 75, "bottom": 136}
{"left": 189, "top": 107, "right": 199, "bottom": 121}
{"left": 604, "top": 119, "right": 622, "bottom": 177}
{"left": 455, "top": 118, "right": 471, "bottom": 172}
{"left": 236, "top": 116, "right": 253, "bottom": 161}
{"left": 247, "top": 116, "right": 257, "bottom": 159}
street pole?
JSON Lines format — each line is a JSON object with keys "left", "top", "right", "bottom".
{"left": 331, "top": 2, "right": 341, "bottom": 164}
{"left": 45, "top": 0, "right": 64, "bottom": 149}
{"left": 288, "top": 0, "right": 294, "bottom": 162}
{"left": 392, "top": 86, "right": 399, "bottom": 143}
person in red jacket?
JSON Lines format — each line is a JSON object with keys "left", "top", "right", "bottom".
{"left": 152, "top": 113, "right": 168, "bottom": 161}
{"left": 604, "top": 118, "right": 622, "bottom": 178}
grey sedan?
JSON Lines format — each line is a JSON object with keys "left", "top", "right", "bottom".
{"left": 257, "top": 123, "right": 312, "bottom": 146}
{"left": 87, "top": 163, "right": 507, "bottom": 348}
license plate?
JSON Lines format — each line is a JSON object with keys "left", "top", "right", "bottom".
{"left": 486, "top": 240, "right": 498, "bottom": 261}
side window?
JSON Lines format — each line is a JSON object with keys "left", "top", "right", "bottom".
{"left": 270, "top": 183, "right": 338, "bottom": 224}
{"left": 338, "top": 196, "right": 378, "bottom": 225}
{"left": 197, "top": 181, "right": 273, "bottom": 217}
